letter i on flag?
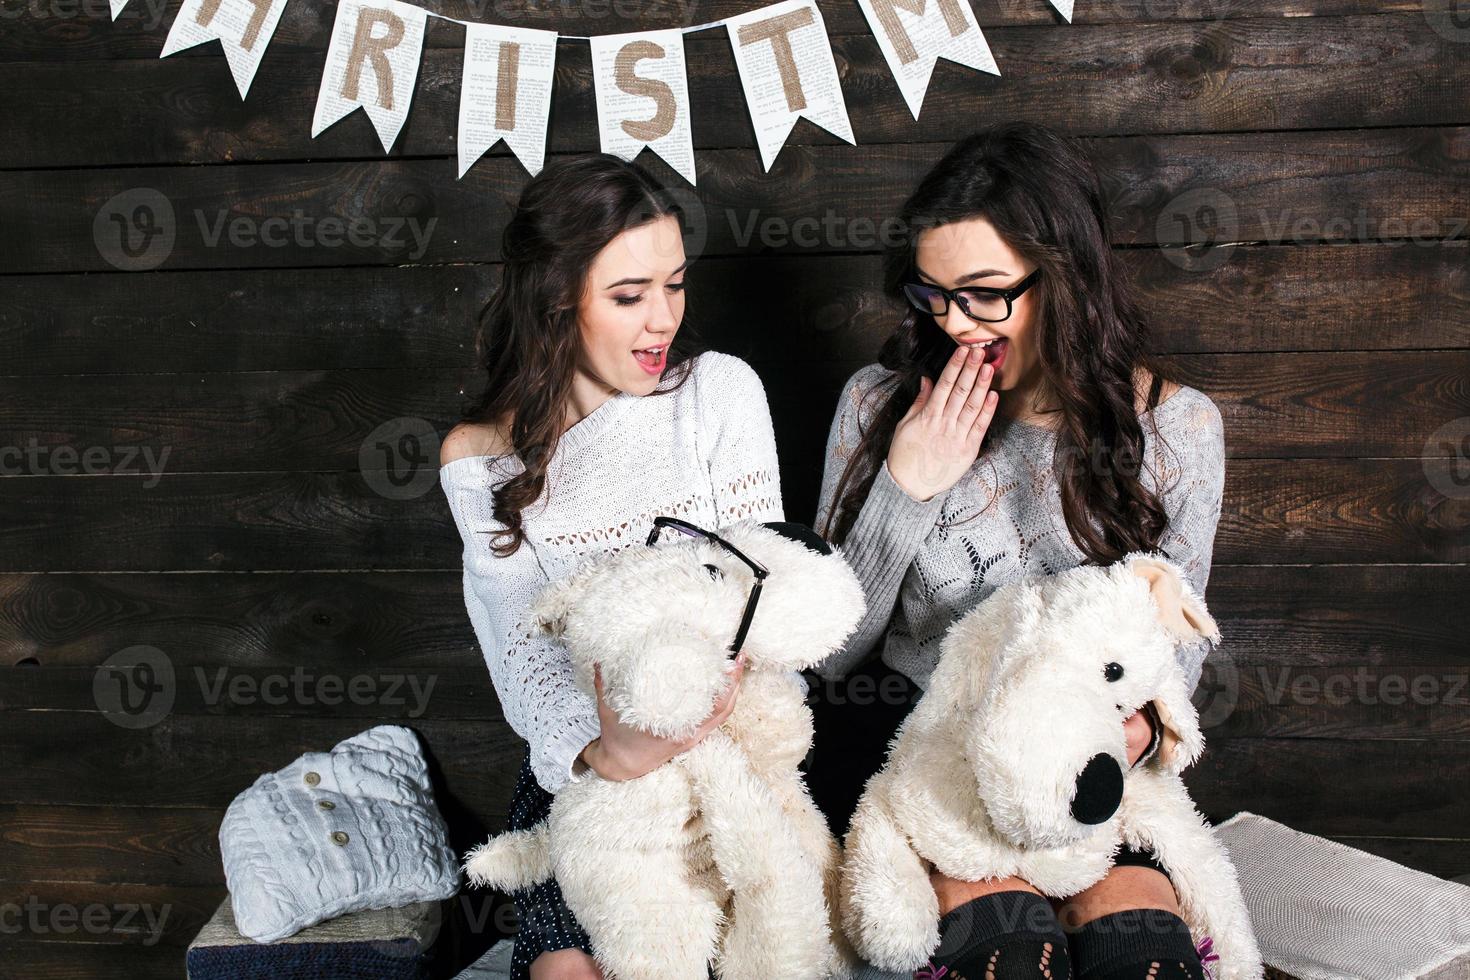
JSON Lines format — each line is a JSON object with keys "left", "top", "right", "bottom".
{"left": 589, "top": 29, "right": 697, "bottom": 186}
{"left": 160, "top": 0, "right": 291, "bottom": 98}
{"left": 457, "top": 24, "right": 557, "bottom": 178}
{"left": 311, "top": 0, "right": 429, "bottom": 153}
{"left": 724, "top": 0, "right": 854, "bottom": 172}
{"left": 856, "top": 0, "right": 999, "bottom": 119}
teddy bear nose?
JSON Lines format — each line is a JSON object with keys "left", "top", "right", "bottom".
{"left": 1070, "top": 753, "right": 1123, "bottom": 825}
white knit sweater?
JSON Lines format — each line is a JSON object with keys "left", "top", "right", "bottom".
{"left": 440, "top": 352, "right": 785, "bottom": 794}
{"left": 814, "top": 363, "right": 1227, "bottom": 694}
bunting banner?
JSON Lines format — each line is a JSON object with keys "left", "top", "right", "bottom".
{"left": 856, "top": 0, "right": 999, "bottom": 120}
{"left": 724, "top": 0, "right": 854, "bottom": 171}
{"left": 160, "top": 0, "right": 290, "bottom": 98}
{"left": 457, "top": 24, "right": 558, "bottom": 178}
{"left": 589, "top": 29, "right": 697, "bottom": 186}
{"left": 311, "top": 0, "right": 429, "bottom": 153}
{"left": 97, "top": 0, "right": 1067, "bottom": 184}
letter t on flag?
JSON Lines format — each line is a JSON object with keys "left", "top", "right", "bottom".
{"left": 312, "top": 0, "right": 429, "bottom": 153}
{"left": 457, "top": 24, "right": 558, "bottom": 177}
{"left": 724, "top": 0, "right": 854, "bottom": 172}
{"left": 856, "top": 0, "right": 998, "bottom": 119}
{"left": 589, "top": 30, "right": 696, "bottom": 186}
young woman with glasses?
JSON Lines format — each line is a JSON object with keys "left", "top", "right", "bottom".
{"left": 439, "top": 154, "right": 784, "bottom": 980}
{"left": 810, "top": 123, "right": 1226, "bottom": 979}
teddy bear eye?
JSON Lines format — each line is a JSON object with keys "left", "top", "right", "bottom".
{"left": 702, "top": 563, "right": 724, "bottom": 581}
{"left": 1104, "top": 662, "right": 1124, "bottom": 682}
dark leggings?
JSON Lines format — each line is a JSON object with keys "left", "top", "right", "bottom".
{"left": 804, "top": 659, "right": 1205, "bottom": 978}
{"left": 927, "top": 889, "right": 1207, "bottom": 979}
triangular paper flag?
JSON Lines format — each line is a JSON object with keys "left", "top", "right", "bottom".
{"left": 724, "top": 0, "right": 855, "bottom": 171}
{"left": 160, "top": 0, "right": 290, "bottom": 99}
{"left": 110, "top": 0, "right": 129, "bottom": 19}
{"left": 1048, "top": 0, "right": 1074, "bottom": 22}
{"left": 457, "top": 23, "right": 557, "bottom": 178}
{"left": 855, "top": 0, "right": 1000, "bottom": 120}
{"left": 311, "top": 0, "right": 428, "bottom": 153}
{"left": 589, "top": 29, "right": 696, "bottom": 186}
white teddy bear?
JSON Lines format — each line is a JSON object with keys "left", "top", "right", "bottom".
{"left": 839, "top": 553, "right": 1263, "bottom": 979}
{"left": 465, "top": 519, "right": 866, "bottom": 980}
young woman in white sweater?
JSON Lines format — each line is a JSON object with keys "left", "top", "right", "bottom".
{"left": 439, "top": 154, "right": 784, "bottom": 980}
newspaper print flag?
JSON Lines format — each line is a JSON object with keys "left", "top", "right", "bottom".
{"left": 457, "top": 23, "right": 558, "bottom": 177}
{"left": 160, "top": 0, "right": 290, "bottom": 98}
{"left": 589, "top": 29, "right": 697, "bottom": 186}
{"left": 856, "top": 0, "right": 999, "bottom": 119}
{"left": 311, "top": 0, "right": 429, "bottom": 153}
{"left": 724, "top": 0, "right": 855, "bottom": 171}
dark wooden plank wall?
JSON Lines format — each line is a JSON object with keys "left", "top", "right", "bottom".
{"left": 3, "top": 0, "right": 1468, "bottom": 974}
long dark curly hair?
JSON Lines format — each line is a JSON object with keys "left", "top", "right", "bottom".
{"left": 822, "top": 123, "right": 1180, "bottom": 566}
{"left": 456, "top": 154, "right": 706, "bottom": 557}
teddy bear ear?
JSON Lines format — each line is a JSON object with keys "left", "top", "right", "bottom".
{"left": 1149, "top": 690, "right": 1204, "bottom": 772}
{"left": 759, "top": 521, "right": 832, "bottom": 556}
{"left": 1125, "top": 554, "right": 1221, "bottom": 647}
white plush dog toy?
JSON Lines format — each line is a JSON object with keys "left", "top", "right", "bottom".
{"left": 465, "top": 519, "right": 865, "bottom": 980}
{"left": 839, "top": 553, "right": 1263, "bottom": 979}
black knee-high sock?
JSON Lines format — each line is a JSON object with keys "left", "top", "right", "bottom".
{"left": 1068, "top": 908, "right": 1205, "bottom": 980}
{"left": 926, "top": 890, "right": 1071, "bottom": 979}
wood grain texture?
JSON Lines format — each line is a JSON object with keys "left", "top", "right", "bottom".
{"left": 1, "top": 242, "right": 1464, "bottom": 375}
{"left": 5, "top": 128, "right": 1468, "bottom": 274}
{"left": 2, "top": 0, "right": 1467, "bottom": 971}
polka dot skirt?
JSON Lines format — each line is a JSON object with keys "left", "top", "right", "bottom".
{"left": 506, "top": 752, "right": 594, "bottom": 980}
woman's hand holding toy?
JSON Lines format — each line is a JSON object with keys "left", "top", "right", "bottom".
{"left": 579, "top": 653, "right": 748, "bottom": 781}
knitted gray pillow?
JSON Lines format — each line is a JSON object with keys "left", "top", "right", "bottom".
{"left": 220, "top": 725, "right": 462, "bottom": 942}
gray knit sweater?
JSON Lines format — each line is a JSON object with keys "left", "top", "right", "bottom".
{"left": 812, "top": 363, "right": 1226, "bottom": 695}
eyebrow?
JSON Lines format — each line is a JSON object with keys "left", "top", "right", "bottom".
{"left": 604, "top": 258, "right": 691, "bottom": 290}
{"left": 914, "top": 264, "right": 1011, "bottom": 286}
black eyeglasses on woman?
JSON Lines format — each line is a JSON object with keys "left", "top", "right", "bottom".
{"left": 901, "top": 267, "right": 1041, "bottom": 324}
{"left": 645, "top": 516, "right": 768, "bottom": 654}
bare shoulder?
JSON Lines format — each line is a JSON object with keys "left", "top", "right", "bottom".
{"left": 440, "top": 418, "right": 511, "bottom": 465}
{"left": 1134, "top": 368, "right": 1183, "bottom": 415}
